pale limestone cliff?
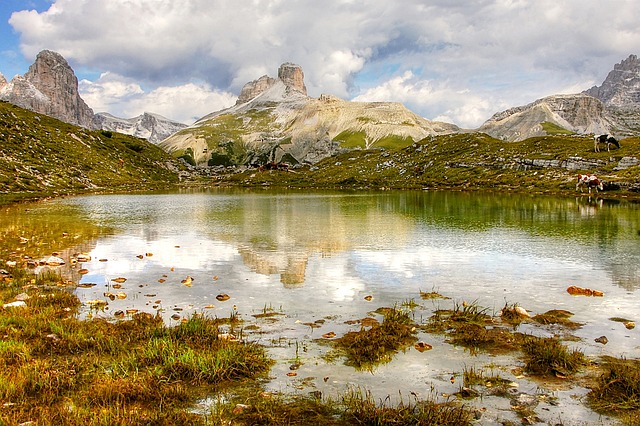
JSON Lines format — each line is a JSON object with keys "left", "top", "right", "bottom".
{"left": 584, "top": 54, "right": 640, "bottom": 108}
{"left": 277, "top": 63, "right": 306, "bottom": 95}
{"left": 0, "top": 50, "right": 94, "bottom": 128}
{"left": 236, "top": 75, "right": 277, "bottom": 105}
{"left": 583, "top": 54, "right": 640, "bottom": 133}
{"left": 235, "top": 63, "right": 306, "bottom": 105}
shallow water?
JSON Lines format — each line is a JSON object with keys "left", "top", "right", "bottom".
{"left": 5, "top": 189, "right": 640, "bottom": 425}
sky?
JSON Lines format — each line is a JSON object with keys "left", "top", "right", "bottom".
{"left": 0, "top": 0, "right": 638, "bottom": 127}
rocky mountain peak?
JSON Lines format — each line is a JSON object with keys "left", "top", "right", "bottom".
{"left": 584, "top": 54, "right": 640, "bottom": 108}
{"left": 0, "top": 72, "right": 7, "bottom": 90}
{"left": 277, "top": 63, "right": 307, "bottom": 95}
{"left": 0, "top": 49, "right": 94, "bottom": 128}
{"left": 235, "top": 62, "right": 307, "bottom": 105}
{"left": 236, "top": 75, "right": 277, "bottom": 105}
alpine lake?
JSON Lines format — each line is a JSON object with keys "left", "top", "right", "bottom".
{"left": 3, "top": 188, "right": 640, "bottom": 425}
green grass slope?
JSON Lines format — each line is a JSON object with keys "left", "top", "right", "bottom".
{"left": 221, "top": 133, "right": 640, "bottom": 196}
{"left": 0, "top": 101, "right": 180, "bottom": 202}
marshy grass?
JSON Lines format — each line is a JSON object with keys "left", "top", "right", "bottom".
{"left": 0, "top": 269, "right": 272, "bottom": 425}
{"left": 332, "top": 306, "right": 417, "bottom": 369}
{"left": 425, "top": 300, "right": 520, "bottom": 354}
{"left": 588, "top": 356, "right": 640, "bottom": 419}
{"left": 419, "top": 289, "right": 450, "bottom": 300}
{"left": 341, "top": 388, "right": 472, "bottom": 425}
{"left": 220, "top": 387, "right": 473, "bottom": 425}
{"left": 521, "top": 335, "right": 586, "bottom": 378}
{"left": 532, "top": 309, "right": 582, "bottom": 329}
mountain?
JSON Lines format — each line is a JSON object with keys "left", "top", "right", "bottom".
{"left": 477, "top": 94, "right": 612, "bottom": 141}
{"left": 584, "top": 54, "right": 640, "bottom": 133}
{"left": 0, "top": 50, "right": 94, "bottom": 128}
{"left": 0, "top": 50, "right": 186, "bottom": 143}
{"left": 478, "top": 54, "right": 640, "bottom": 141}
{"left": 160, "top": 63, "right": 459, "bottom": 166}
{"left": 93, "top": 112, "right": 188, "bottom": 144}
{"left": 584, "top": 54, "right": 640, "bottom": 108}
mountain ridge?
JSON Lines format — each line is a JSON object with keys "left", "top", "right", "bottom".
{"left": 93, "top": 111, "right": 188, "bottom": 144}
{"left": 2, "top": 50, "right": 640, "bottom": 156}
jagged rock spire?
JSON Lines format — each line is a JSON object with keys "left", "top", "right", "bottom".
{"left": 0, "top": 50, "right": 94, "bottom": 128}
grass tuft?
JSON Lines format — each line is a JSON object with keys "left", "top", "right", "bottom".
{"left": 333, "top": 306, "right": 417, "bottom": 369}
{"left": 521, "top": 335, "right": 586, "bottom": 377}
{"left": 588, "top": 356, "right": 640, "bottom": 414}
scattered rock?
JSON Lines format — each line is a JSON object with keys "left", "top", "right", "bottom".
{"left": 414, "top": 342, "right": 433, "bottom": 352}
{"left": 232, "top": 403, "right": 251, "bottom": 415}
{"left": 217, "top": 333, "right": 237, "bottom": 341}
{"left": 595, "top": 336, "right": 608, "bottom": 344}
{"left": 14, "top": 293, "right": 30, "bottom": 301}
{"left": 44, "top": 256, "right": 65, "bottom": 266}
{"left": 566, "top": 285, "right": 604, "bottom": 296}
{"left": 3, "top": 301, "right": 27, "bottom": 309}
{"left": 78, "top": 283, "right": 97, "bottom": 288}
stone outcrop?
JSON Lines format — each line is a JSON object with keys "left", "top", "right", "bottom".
{"left": 93, "top": 112, "right": 187, "bottom": 144}
{"left": 235, "top": 63, "right": 306, "bottom": 105}
{"left": 236, "top": 75, "right": 277, "bottom": 105}
{"left": 0, "top": 73, "right": 7, "bottom": 90}
{"left": 0, "top": 50, "right": 95, "bottom": 128}
{"left": 277, "top": 63, "right": 307, "bottom": 95}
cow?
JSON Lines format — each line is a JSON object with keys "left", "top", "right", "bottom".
{"left": 576, "top": 174, "right": 604, "bottom": 193}
{"left": 594, "top": 134, "right": 620, "bottom": 152}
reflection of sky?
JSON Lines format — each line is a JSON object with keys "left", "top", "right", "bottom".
{"left": 61, "top": 192, "right": 639, "bottom": 348}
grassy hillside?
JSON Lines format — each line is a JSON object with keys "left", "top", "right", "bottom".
{"left": 219, "top": 133, "right": 640, "bottom": 196}
{"left": 3, "top": 99, "right": 639, "bottom": 200}
{"left": 0, "top": 101, "right": 180, "bottom": 202}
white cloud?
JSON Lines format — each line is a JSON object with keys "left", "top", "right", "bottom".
{"left": 353, "top": 71, "right": 494, "bottom": 128}
{"left": 80, "top": 73, "right": 236, "bottom": 124}
{"left": 7, "top": 0, "right": 640, "bottom": 126}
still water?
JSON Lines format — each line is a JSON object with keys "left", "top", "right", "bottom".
{"left": 7, "top": 189, "right": 640, "bottom": 424}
